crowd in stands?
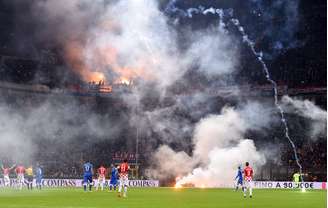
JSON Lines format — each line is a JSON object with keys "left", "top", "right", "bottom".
{"left": 280, "top": 138, "right": 326, "bottom": 181}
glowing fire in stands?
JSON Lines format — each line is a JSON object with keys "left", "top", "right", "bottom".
{"left": 89, "top": 72, "right": 105, "bottom": 83}
{"left": 65, "top": 41, "right": 106, "bottom": 83}
{"left": 118, "top": 77, "right": 131, "bottom": 85}
{"left": 65, "top": 40, "right": 153, "bottom": 85}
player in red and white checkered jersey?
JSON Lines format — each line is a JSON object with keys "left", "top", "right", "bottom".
{"left": 117, "top": 159, "right": 130, "bottom": 198}
{"left": 15, "top": 165, "right": 25, "bottom": 190}
{"left": 96, "top": 165, "right": 107, "bottom": 191}
{"left": 2, "top": 164, "right": 16, "bottom": 187}
{"left": 243, "top": 162, "right": 254, "bottom": 198}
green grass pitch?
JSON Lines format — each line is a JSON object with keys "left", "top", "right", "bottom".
{"left": 0, "top": 187, "right": 326, "bottom": 208}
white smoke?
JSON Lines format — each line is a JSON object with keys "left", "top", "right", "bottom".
{"left": 149, "top": 102, "right": 270, "bottom": 187}
{"left": 149, "top": 145, "right": 195, "bottom": 180}
{"left": 0, "top": 99, "right": 119, "bottom": 163}
{"left": 281, "top": 95, "right": 327, "bottom": 139}
{"left": 185, "top": 29, "right": 239, "bottom": 77}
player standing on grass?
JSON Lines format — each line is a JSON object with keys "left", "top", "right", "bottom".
{"left": 96, "top": 165, "right": 106, "bottom": 191}
{"left": 243, "top": 162, "right": 253, "bottom": 198}
{"left": 293, "top": 172, "right": 300, "bottom": 188}
{"left": 118, "top": 159, "right": 129, "bottom": 198}
{"left": 26, "top": 166, "right": 34, "bottom": 190}
{"left": 234, "top": 166, "right": 244, "bottom": 192}
{"left": 109, "top": 164, "right": 118, "bottom": 191}
{"left": 35, "top": 164, "right": 43, "bottom": 190}
{"left": 15, "top": 164, "right": 25, "bottom": 190}
{"left": 83, "top": 161, "right": 93, "bottom": 192}
{"left": 1, "top": 164, "right": 15, "bottom": 187}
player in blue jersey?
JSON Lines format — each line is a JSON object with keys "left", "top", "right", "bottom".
{"left": 83, "top": 161, "right": 94, "bottom": 192}
{"left": 234, "top": 166, "right": 244, "bottom": 191}
{"left": 109, "top": 164, "right": 118, "bottom": 191}
{"left": 35, "top": 163, "right": 43, "bottom": 190}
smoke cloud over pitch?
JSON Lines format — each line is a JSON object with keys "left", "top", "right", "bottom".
{"left": 0, "top": 99, "right": 120, "bottom": 163}
{"left": 148, "top": 103, "right": 269, "bottom": 187}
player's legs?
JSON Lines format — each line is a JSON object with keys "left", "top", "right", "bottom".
{"left": 95, "top": 178, "right": 99, "bottom": 190}
{"left": 234, "top": 181, "right": 238, "bottom": 191}
{"left": 96, "top": 177, "right": 103, "bottom": 191}
{"left": 20, "top": 175, "right": 24, "bottom": 190}
{"left": 243, "top": 181, "right": 248, "bottom": 197}
{"left": 30, "top": 177, "right": 33, "bottom": 190}
{"left": 249, "top": 181, "right": 253, "bottom": 198}
{"left": 27, "top": 176, "right": 31, "bottom": 190}
{"left": 88, "top": 176, "right": 93, "bottom": 191}
{"left": 83, "top": 175, "right": 88, "bottom": 191}
{"left": 123, "top": 177, "right": 128, "bottom": 197}
{"left": 114, "top": 181, "right": 117, "bottom": 191}
{"left": 101, "top": 178, "right": 104, "bottom": 191}
{"left": 118, "top": 178, "right": 123, "bottom": 196}
{"left": 109, "top": 182, "right": 113, "bottom": 191}
{"left": 235, "top": 180, "right": 242, "bottom": 191}
{"left": 17, "top": 175, "right": 24, "bottom": 190}
{"left": 4, "top": 175, "right": 10, "bottom": 187}
{"left": 110, "top": 179, "right": 117, "bottom": 191}
{"left": 36, "top": 178, "right": 41, "bottom": 190}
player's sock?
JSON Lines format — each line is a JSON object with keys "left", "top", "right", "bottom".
{"left": 123, "top": 186, "right": 127, "bottom": 197}
{"left": 109, "top": 185, "right": 112, "bottom": 191}
{"left": 250, "top": 188, "right": 253, "bottom": 197}
{"left": 83, "top": 184, "right": 87, "bottom": 191}
{"left": 114, "top": 186, "right": 116, "bottom": 191}
{"left": 118, "top": 185, "right": 122, "bottom": 193}
{"left": 89, "top": 184, "right": 92, "bottom": 191}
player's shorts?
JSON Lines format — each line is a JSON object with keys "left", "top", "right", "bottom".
{"left": 4, "top": 175, "right": 10, "bottom": 185}
{"left": 110, "top": 178, "right": 117, "bottom": 186}
{"left": 83, "top": 174, "right": 93, "bottom": 184}
{"left": 36, "top": 177, "right": 42, "bottom": 184}
{"left": 27, "top": 175, "right": 33, "bottom": 182}
{"left": 119, "top": 175, "right": 129, "bottom": 187}
{"left": 98, "top": 175, "right": 105, "bottom": 184}
{"left": 237, "top": 180, "right": 243, "bottom": 186}
{"left": 244, "top": 179, "right": 253, "bottom": 189}
{"left": 17, "top": 174, "right": 24, "bottom": 183}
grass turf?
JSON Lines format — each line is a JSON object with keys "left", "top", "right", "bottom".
{"left": 0, "top": 187, "right": 326, "bottom": 208}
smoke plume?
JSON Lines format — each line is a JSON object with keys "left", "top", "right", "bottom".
{"left": 281, "top": 95, "right": 327, "bottom": 139}
{"left": 148, "top": 102, "right": 271, "bottom": 187}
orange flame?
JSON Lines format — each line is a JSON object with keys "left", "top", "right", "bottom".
{"left": 64, "top": 27, "right": 155, "bottom": 85}
{"left": 65, "top": 41, "right": 106, "bottom": 83}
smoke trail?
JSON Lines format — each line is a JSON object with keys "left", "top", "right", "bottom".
{"left": 164, "top": 0, "right": 302, "bottom": 58}
{"left": 230, "top": 18, "right": 304, "bottom": 183}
